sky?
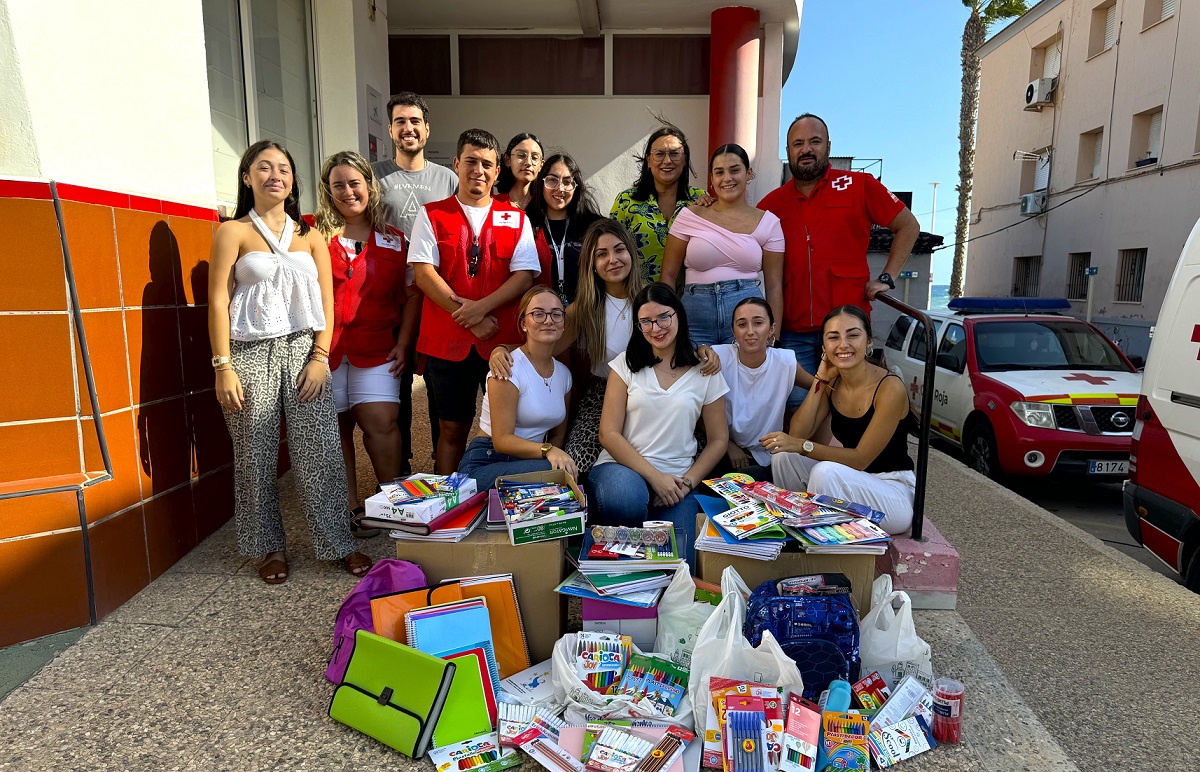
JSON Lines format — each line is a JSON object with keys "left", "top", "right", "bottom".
{"left": 781, "top": 0, "right": 996, "bottom": 285}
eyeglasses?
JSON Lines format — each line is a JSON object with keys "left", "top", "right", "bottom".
{"left": 650, "top": 149, "right": 684, "bottom": 163}
{"left": 637, "top": 311, "right": 676, "bottom": 331}
{"left": 468, "top": 239, "right": 480, "bottom": 277}
{"left": 543, "top": 175, "right": 576, "bottom": 191}
{"left": 512, "top": 150, "right": 543, "bottom": 165}
{"left": 525, "top": 309, "right": 566, "bottom": 324}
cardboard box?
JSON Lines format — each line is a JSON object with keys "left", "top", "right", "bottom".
{"left": 495, "top": 470, "right": 587, "bottom": 546}
{"left": 696, "top": 548, "right": 877, "bottom": 615}
{"left": 365, "top": 474, "right": 478, "bottom": 526}
{"left": 394, "top": 526, "right": 566, "bottom": 662}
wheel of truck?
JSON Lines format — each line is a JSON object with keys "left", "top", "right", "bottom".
{"left": 1185, "top": 549, "right": 1200, "bottom": 594}
{"left": 964, "top": 421, "right": 1000, "bottom": 480}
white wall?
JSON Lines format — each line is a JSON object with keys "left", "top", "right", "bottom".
{"left": 2, "top": 0, "right": 216, "bottom": 204}
{"left": 423, "top": 96, "right": 708, "bottom": 211}
{"left": 314, "top": 0, "right": 391, "bottom": 159}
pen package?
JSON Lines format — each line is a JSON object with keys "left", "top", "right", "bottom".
{"left": 723, "top": 707, "right": 769, "bottom": 772}
{"left": 633, "top": 726, "right": 694, "bottom": 772}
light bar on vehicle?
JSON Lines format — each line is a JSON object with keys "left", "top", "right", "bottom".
{"left": 947, "top": 297, "right": 1072, "bottom": 314}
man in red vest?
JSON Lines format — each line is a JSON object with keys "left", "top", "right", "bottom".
{"left": 758, "top": 113, "right": 920, "bottom": 412}
{"left": 410, "top": 128, "right": 538, "bottom": 473}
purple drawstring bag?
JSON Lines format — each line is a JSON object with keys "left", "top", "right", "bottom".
{"left": 325, "top": 557, "right": 427, "bottom": 683}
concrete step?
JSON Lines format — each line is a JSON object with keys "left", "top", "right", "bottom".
{"left": 876, "top": 516, "right": 960, "bottom": 609}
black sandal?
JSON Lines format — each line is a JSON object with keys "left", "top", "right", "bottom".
{"left": 350, "top": 505, "right": 382, "bottom": 539}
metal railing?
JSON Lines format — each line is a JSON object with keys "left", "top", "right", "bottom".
{"left": 874, "top": 292, "right": 935, "bottom": 541}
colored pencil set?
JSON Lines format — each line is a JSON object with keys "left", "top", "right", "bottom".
{"left": 615, "top": 654, "right": 688, "bottom": 716}
{"left": 778, "top": 695, "right": 820, "bottom": 772}
{"left": 632, "top": 725, "right": 694, "bottom": 772}
{"left": 574, "top": 632, "right": 632, "bottom": 694}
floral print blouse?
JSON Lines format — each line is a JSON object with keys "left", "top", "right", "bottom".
{"left": 610, "top": 185, "right": 707, "bottom": 284}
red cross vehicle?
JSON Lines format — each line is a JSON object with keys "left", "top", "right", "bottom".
{"left": 1125, "top": 217, "right": 1200, "bottom": 591}
{"left": 882, "top": 297, "right": 1143, "bottom": 480}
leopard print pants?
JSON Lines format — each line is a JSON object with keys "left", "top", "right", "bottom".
{"left": 565, "top": 376, "right": 608, "bottom": 476}
{"left": 223, "top": 330, "right": 356, "bottom": 560}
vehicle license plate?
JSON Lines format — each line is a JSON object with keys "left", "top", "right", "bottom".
{"left": 1088, "top": 460, "right": 1129, "bottom": 475}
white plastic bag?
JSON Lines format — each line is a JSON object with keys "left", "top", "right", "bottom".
{"left": 858, "top": 589, "right": 934, "bottom": 691}
{"left": 550, "top": 633, "right": 693, "bottom": 727}
{"left": 870, "top": 573, "right": 893, "bottom": 612}
{"left": 686, "top": 566, "right": 805, "bottom": 736}
{"left": 654, "top": 565, "right": 718, "bottom": 668}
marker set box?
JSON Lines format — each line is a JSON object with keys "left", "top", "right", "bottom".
{"left": 498, "top": 702, "right": 563, "bottom": 747}
{"left": 583, "top": 728, "right": 654, "bottom": 772}
{"left": 867, "top": 715, "right": 937, "bottom": 767}
{"left": 427, "top": 732, "right": 522, "bottom": 772}
{"left": 575, "top": 632, "right": 632, "bottom": 695}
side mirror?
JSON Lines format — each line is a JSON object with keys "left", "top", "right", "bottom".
{"left": 1129, "top": 355, "right": 1145, "bottom": 369}
{"left": 936, "top": 352, "right": 961, "bottom": 371}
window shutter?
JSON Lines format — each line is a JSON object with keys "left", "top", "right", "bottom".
{"left": 1162, "top": 0, "right": 1177, "bottom": 21}
{"left": 1149, "top": 111, "right": 1162, "bottom": 158}
{"left": 1093, "top": 131, "right": 1104, "bottom": 178}
{"left": 1042, "top": 39, "right": 1062, "bottom": 79}
{"left": 1034, "top": 152, "right": 1051, "bottom": 190}
{"left": 1104, "top": 5, "right": 1116, "bottom": 49}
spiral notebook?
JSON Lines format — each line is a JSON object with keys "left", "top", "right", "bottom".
{"left": 448, "top": 574, "right": 530, "bottom": 679}
{"left": 406, "top": 599, "right": 501, "bottom": 693}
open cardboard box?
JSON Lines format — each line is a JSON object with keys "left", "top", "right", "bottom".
{"left": 493, "top": 469, "right": 588, "bottom": 546}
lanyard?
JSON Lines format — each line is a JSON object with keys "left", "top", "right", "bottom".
{"left": 546, "top": 217, "right": 569, "bottom": 301}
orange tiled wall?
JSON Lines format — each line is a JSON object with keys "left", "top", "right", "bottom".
{"left": 0, "top": 180, "right": 233, "bottom": 646}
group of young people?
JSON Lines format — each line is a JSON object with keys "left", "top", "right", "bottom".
{"left": 208, "top": 91, "right": 918, "bottom": 583}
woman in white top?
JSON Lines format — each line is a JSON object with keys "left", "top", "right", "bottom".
{"left": 209, "top": 140, "right": 371, "bottom": 584}
{"left": 712, "top": 297, "right": 813, "bottom": 480}
{"left": 592, "top": 282, "right": 730, "bottom": 567}
{"left": 459, "top": 287, "right": 576, "bottom": 489}
{"left": 660, "top": 143, "right": 785, "bottom": 347}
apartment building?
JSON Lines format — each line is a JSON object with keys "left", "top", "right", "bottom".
{"left": 966, "top": 0, "right": 1200, "bottom": 358}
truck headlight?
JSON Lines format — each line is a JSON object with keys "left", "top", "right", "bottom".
{"left": 1010, "top": 401, "right": 1056, "bottom": 429}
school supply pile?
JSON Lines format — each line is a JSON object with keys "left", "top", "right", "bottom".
{"left": 496, "top": 471, "right": 588, "bottom": 545}
{"left": 555, "top": 571, "right": 666, "bottom": 609}
{"left": 389, "top": 490, "right": 489, "bottom": 542}
{"left": 364, "top": 473, "right": 478, "bottom": 529}
{"left": 695, "top": 496, "right": 786, "bottom": 561}
{"left": 575, "top": 525, "right": 684, "bottom": 573}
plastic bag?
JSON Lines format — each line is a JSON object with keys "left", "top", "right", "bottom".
{"left": 550, "top": 633, "right": 693, "bottom": 727}
{"left": 858, "top": 589, "right": 934, "bottom": 691}
{"left": 870, "top": 574, "right": 893, "bottom": 612}
{"left": 686, "top": 566, "right": 805, "bottom": 736}
{"left": 654, "top": 565, "right": 718, "bottom": 668}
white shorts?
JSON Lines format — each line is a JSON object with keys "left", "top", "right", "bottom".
{"left": 331, "top": 359, "right": 400, "bottom": 412}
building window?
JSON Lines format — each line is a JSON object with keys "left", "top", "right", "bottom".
{"left": 389, "top": 36, "right": 451, "bottom": 96}
{"left": 1018, "top": 149, "right": 1051, "bottom": 195}
{"left": 1030, "top": 36, "right": 1062, "bottom": 81}
{"left": 613, "top": 36, "right": 710, "bottom": 95}
{"left": 1012, "top": 255, "right": 1042, "bottom": 296}
{"left": 1129, "top": 107, "right": 1163, "bottom": 168}
{"left": 1142, "top": 0, "right": 1177, "bottom": 29}
{"left": 1066, "top": 252, "right": 1092, "bottom": 300}
{"left": 1077, "top": 128, "right": 1104, "bottom": 181}
{"left": 201, "top": 0, "right": 319, "bottom": 208}
{"left": 1088, "top": 0, "right": 1117, "bottom": 58}
{"left": 459, "top": 37, "right": 604, "bottom": 95}
{"left": 1115, "top": 248, "right": 1147, "bottom": 302}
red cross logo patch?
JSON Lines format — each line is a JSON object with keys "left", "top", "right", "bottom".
{"left": 1063, "top": 372, "right": 1116, "bottom": 385}
{"left": 492, "top": 210, "right": 519, "bottom": 228}
{"left": 831, "top": 175, "right": 852, "bottom": 191}
{"left": 909, "top": 377, "right": 920, "bottom": 399}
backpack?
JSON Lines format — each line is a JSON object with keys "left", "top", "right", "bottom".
{"left": 742, "top": 574, "right": 861, "bottom": 701}
{"left": 325, "top": 558, "right": 427, "bottom": 684}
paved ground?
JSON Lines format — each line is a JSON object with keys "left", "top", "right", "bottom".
{"left": 3, "top": 379, "right": 1199, "bottom": 770}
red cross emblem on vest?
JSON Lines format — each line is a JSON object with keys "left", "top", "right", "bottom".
{"left": 500, "top": 212, "right": 512, "bottom": 222}
{"left": 831, "top": 175, "right": 852, "bottom": 191}
{"left": 1063, "top": 372, "right": 1116, "bottom": 385}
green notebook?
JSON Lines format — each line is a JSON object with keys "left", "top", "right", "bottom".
{"left": 329, "top": 630, "right": 456, "bottom": 759}
{"left": 433, "top": 650, "right": 496, "bottom": 747}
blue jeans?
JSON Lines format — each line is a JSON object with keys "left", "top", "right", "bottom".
{"left": 681, "top": 279, "right": 762, "bottom": 348}
{"left": 588, "top": 462, "right": 698, "bottom": 567}
{"left": 781, "top": 329, "right": 822, "bottom": 409}
{"left": 457, "top": 436, "right": 551, "bottom": 490}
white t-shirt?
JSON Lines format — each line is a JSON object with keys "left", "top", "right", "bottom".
{"left": 408, "top": 198, "right": 540, "bottom": 274}
{"left": 594, "top": 354, "right": 730, "bottom": 477}
{"left": 480, "top": 348, "right": 572, "bottom": 442}
{"left": 714, "top": 344, "right": 795, "bottom": 465}
{"left": 592, "top": 293, "right": 635, "bottom": 378}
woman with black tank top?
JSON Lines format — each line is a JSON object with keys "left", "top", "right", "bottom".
{"left": 760, "top": 305, "right": 916, "bottom": 534}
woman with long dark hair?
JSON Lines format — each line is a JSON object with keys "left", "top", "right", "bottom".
{"left": 524, "top": 152, "right": 602, "bottom": 304}
{"left": 761, "top": 305, "right": 915, "bottom": 535}
{"left": 610, "top": 124, "right": 707, "bottom": 285}
{"left": 661, "top": 143, "right": 785, "bottom": 347}
{"left": 590, "top": 282, "right": 730, "bottom": 566}
{"left": 209, "top": 140, "right": 372, "bottom": 584}
{"left": 495, "top": 132, "right": 544, "bottom": 209}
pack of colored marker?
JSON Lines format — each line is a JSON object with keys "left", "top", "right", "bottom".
{"left": 851, "top": 672, "right": 891, "bottom": 711}
{"left": 868, "top": 715, "right": 937, "bottom": 767}
{"left": 778, "top": 695, "right": 820, "bottom": 772}
{"left": 583, "top": 727, "right": 655, "bottom": 772}
{"left": 819, "top": 712, "right": 870, "bottom": 771}
{"left": 427, "top": 732, "right": 522, "bottom": 772}
{"left": 575, "top": 632, "right": 631, "bottom": 694}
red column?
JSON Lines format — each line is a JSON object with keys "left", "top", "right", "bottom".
{"left": 708, "top": 7, "right": 761, "bottom": 169}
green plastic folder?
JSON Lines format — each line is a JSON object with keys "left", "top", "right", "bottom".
{"left": 433, "top": 650, "right": 496, "bottom": 747}
{"left": 328, "top": 630, "right": 456, "bottom": 759}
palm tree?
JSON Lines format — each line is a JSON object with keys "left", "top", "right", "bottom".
{"left": 951, "top": 0, "right": 1029, "bottom": 298}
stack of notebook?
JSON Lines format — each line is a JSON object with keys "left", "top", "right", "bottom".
{"left": 573, "top": 529, "right": 684, "bottom": 574}
{"left": 695, "top": 495, "right": 786, "bottom": 561}
{"left": 554, "top": 570, "right": 667, "bottom": 608}
{"left": 389, "top": 491, "right": 488, "bottom": 542}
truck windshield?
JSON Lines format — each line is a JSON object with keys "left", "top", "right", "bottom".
{"left": 973, "top": 320, "right": 1132, "bottom": 373}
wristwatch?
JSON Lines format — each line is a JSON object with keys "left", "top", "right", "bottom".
{"left": 801, "top": 440, "right": 815, "bottom": 456}
{"left": 211, "top": 355, "right": 231, "bottom": 368}
{"left": 877, "top": 272, "right": 896, "bottom": 290}
{"left": 681, "top": 476, "right": 694, "bottom": 490}
{"left": 540, "top": 443, "right": 553, "bottom": 459}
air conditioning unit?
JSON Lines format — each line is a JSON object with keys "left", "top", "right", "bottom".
{"left": 1024, "top": 78, "right": 1056, "bottom": 109}
{"left": 1020, "top": 191, "right": 1048, "bottom": 216}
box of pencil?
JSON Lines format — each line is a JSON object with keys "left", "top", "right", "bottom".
{"left": 779, "top": 695, "right": 819, "bottom": 772}
{"left": 820, "top": 712, "right": 870, "bottom": 771}
{"left": 633, "top": 726, "right": 694, "bottom": 772}
{"left": 616, "top": 654, "right": 688, "bottom": 717}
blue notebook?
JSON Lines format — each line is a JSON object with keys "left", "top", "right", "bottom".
{"left": 407, "top": 600, "right": 501, "bottom": 692}
{"left": 697, "top": 495, "right": 787, "bottom": 545}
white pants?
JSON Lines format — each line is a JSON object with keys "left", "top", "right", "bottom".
{"left": 331, "top": 359, "right": 400, "bottom": 412}
{"left": 771, "top": 453, "right": 915, "bottom": 535}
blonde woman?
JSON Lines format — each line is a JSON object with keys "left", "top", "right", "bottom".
{"left": 315, "top": 151, "right": 420, "bottom": 534}
{"left": 209, "top": 140, "right": 372, "bottom": 584}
